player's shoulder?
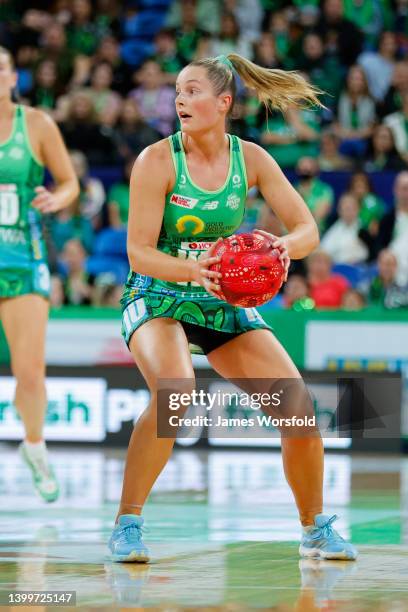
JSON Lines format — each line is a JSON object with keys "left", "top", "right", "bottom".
{"left": 240, "top": 138, "right": 279, "bottom": 182}
{"left": 240, "top": 138, "right": 273, "bottom": 162}
{"left": 133, "top": 137, "right": 173, "bottom": 171}
{"left": 24, "top": 105, "right": 57, "bottom": 130}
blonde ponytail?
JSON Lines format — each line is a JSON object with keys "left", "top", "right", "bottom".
{"left": 190, "top": 53, "right": 324, "bottom": 114}
{"left": 227, "top": 53, "right": 324, "bottom": 112}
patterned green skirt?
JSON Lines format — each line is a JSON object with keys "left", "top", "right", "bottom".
{"left": 0, "top": 263, "right": 50, "bottom": 299}
{"left": 121, "top": 272, "right": 271, "bottom": 354}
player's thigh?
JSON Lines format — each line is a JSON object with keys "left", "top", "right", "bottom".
{"left": 208, "top": 329, "right": 313, "bottom": 427}
{"left": 207, "top": 328, "right": 300, "bottom": 380}
{"left": 0, "top": 294, "right": 49, "bottom": 373}
{"left": 129, "top": 317, "right": 195, "bottom": 390}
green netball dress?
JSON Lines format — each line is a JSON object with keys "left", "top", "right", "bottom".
{"left": 0, "top": 105, "right": 50, "bottom": 298}
{"left": 121, "top": 131, "right": 271, "bottom": 353}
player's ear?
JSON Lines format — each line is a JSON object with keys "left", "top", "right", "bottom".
{"left": 218, "top": 93, "right": 232, "bottom": 114}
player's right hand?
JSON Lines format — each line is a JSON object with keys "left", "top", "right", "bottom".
{"left": 190, "top": 238, "right": 225, "bottom": 299}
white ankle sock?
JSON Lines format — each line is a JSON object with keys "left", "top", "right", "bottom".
{"left": 23, "top": 439, "right": 47, "bottom": 456}
{"left": 302, "top": 525, "right": 314, "bottom": 534}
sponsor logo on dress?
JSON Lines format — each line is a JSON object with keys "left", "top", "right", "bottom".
{"left": 15, "top": 132, "right": 24, "bottom": 144}
{"left": 170, "top": 193, "right": 198, "bottom": 209}
{"left": 180, "top": 174, "right": 187, "bottom": 185}
{"left": 175, "top": 215, "right": 205, "bottom": 235}
{"left": 202, "top": 201, "right": 219, "bottom": 210}
{"left": 226, "top": 193, "right": 240, "bottom": 210}
{"left": 0, "top": 228, "right": 26, "bottom": 245}
{"left": 232, "top": 174, "right": 242, "bottom": 188}
{"left": 9, "top": 147, "right": 24, "bottom": 160}
{"left": 182, "top": 241, "right": 213, "bottom": 250}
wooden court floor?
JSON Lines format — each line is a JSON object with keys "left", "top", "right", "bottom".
{"left": 0, "top": 446, "right": 407, "bottom": 610}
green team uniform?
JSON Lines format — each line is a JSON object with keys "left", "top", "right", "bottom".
{"left": 121, "top": 131, "right": 271, "bottom": 354}
{"left": 0, "top": 105, "right": 50, "bottom": 299}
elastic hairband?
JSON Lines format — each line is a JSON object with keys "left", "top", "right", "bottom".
{"left": 215, "top": 54, "right": 234, "bottom": 73}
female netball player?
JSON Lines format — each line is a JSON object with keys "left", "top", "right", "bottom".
{"left": 0, "top": 47, "right": 79, "bottom": 501}
{"left": 109, "top": 54, "right": 357, "bottom": 562}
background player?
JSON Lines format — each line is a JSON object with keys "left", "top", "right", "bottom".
{"left": 0, "top": 47, "right": 79, "bottom": 501}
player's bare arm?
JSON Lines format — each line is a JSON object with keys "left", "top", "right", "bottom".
{"left": 244, "top": 141, "right": 320, "bottom": 260}
{"left": 28, "top": 108, "right": 79, "bottom": 213}
{"left": 127, "top": 141, "right": 222, "bottom": 292}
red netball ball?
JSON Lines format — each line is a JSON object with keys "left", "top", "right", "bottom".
{"left": 209, "top": 232, "right": 285, "bottom": 307}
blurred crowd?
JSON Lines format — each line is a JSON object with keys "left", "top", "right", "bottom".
{"left": 1, "top": 0, "right": 408, "bottom": 310}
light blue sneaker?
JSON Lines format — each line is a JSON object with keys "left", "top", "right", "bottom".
{"left": 109, "top": 515, "right": 150, "bottom": 563}
{"left": 299, "top": 514, "right": 358, "bottom": 560}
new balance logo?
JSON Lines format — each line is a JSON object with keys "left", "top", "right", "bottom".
{"left": 202, "top": 201, "right": 219, "bottom": 210}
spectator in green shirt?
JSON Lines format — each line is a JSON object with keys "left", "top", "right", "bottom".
{"left": 295, "top": 157, "right": 334, "bottom": 232}
{"left": 166, "top": 0, "right": 221, "bottom": 37}
{"left": 107, "top": 159, "right": 134, "bottom": 228}
{"left": 51, "top": 198, "right": 94, "bottom": 255}
{"left": 263, "top": 10, "right": 290, "bottom": 66}
{"left": 29, "top": 59, "right": 62, "bottom": 112}
{"left": 153, "top": 29, "right": 185, "bottom": 85}
{"left": 364, "top": 249, "right": 399, "bottom": 306}
{"left": 60, "top": 239, "right": 93, "bottom": 306}
{"left": 260, "top": 105, "right": 321, "bottom": 169}
{"left": 335, "top": 64, "right": 376, "bottom": 159}
{"left": 378, "top": 60, "right": 408, "bottom": 119}
{"left": 384, "top": 90, "right": 408, "bottom": 165}
{"left": 66, "top": 0, "right": 101, "bottom": 57}
{"left": 297, "top": 32, "right": 343, "bottom": 111}
{"left": 37, "top": 21, "right": 76, "bottom": 86}
{"left": 343, "top": 0, "right": 390, "bottom": 48}
{"left": 348, "top": 171, "right": 385, "bottom": 232}
{"left": 173, "top": 0, "right": 209, "bottom": 63}
{"left": 253, "top": 32, "right": 281, "bottom": 69}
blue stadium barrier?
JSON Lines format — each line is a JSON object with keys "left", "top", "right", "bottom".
{"left": 332, "top": 263, "right": 368, "bottom": 287}
{"left": 93, "top": 228, "right": 128, "bottom": 259}
{"left": 139, "top": 0, "right": 172, "bottom": 7}
{"left": 120, "top": 39, "right": 155, "bottom": 67}
{"left": 285, "top": 170, "right": 397, "bottom": 210}
{"left": 122, "top": 10, "right": 166, "bottom": 38}
{"left": 89, "top": 167, "right": 122, "bottom": 191}
{"left": 90, "top": 169, "right": 398, "bottom": 210}
{"left": 86, "top": 256, "right": 129, "bottom": 284}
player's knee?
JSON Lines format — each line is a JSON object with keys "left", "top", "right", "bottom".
{"left": 144, "top": 373, "right": 196, "bottom": 423}
{"left": 13, "top": 359, "right": 45, "bottom": 392}
{"left": 260, "top": 378, "right": 318, "bottom": 437}
{"left": 147, "top": 370, "right": 196, "bottom": 396}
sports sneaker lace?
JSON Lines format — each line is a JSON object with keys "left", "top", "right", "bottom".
{"left": 122, "top": 523, "right": 148, "bottom": 543}
{"left": 31, "top": 455, "right": 52, "bottom": 479}
{"left": 310, "top": 515, "right": 345, "bottom": 543}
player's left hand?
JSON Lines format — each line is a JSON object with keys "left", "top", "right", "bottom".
{"left": 31, "top": 187, "right": 64, "bottom": 213}
{"left": 253, "top": 229, "right": 290, "bottom": 282}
